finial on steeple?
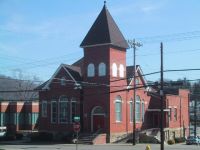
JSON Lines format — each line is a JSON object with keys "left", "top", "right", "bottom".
{"left": 104, "top": 1, "right": 106, "bottom": 5}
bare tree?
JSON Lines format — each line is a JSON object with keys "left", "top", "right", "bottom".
{"left": 0, "top": 70, "right": 41, "bottom": 101}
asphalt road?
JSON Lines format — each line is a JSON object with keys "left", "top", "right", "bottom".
{"left": 0, "top": 143, "right": 200, "bottom": 150}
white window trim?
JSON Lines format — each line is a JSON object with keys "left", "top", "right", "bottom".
{"left": 112, "top": 63, "right": 117, "bottom": 77}
{"left": 70, "top": 98, "right": 77, "bottom": 124}
{"left": 129, "top": 100, "right": 133, "bottom": 123}
{"left": 61, "top": 77, "right": 66, "bottom": 86}
{"left": 136, "top": 78, "right": 140, "bottom": 86}
{"left": 98, "top": 62, "right": 106, "bottom": 76}
{"left": 119, "top": 64, "right": 124, "bottom": 78}
{"left": 51, "top": 101, "right": 57, "bottom": 124}
{"left": 135, "top": 96, "right": 141, "bottom": 123}
{"left": 59, "top": 100, "right": 68, "bottom": 124}
{"left": 141, "top": 101, "right": 145, "bottom": 122}
{"left": 87, "top": 63, "right": 95, "bottom": 77}
{"left": 42, "top": 101, "right": 47, "bottom": 117}
{"left": 115, "top": 96, "right": 122, "bottom": 122}
{"left": 58, "top": 96, "right": 68, "bottom": 124}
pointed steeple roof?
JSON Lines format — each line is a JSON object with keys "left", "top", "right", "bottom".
{"left": 80, "top": 4, "right": 129, "bottom": 49}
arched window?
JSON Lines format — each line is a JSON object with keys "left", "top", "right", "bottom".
{"left": 136, "top": 95, "right": 141, "bottom": 122}
{"left": 115, "top": 96, "right": 122, "bottom": 122}
{"left": 142, "top": 100, "right": 145, "bottom": 122}
{"left": 130, "top": 98, "right": 133, "bottom": 122}
{"left": 71, "top": 97, "right": 77, "bottom": 123}
{"left": 119, "top": 64, "right": 124, "bottom": 77}
{"left": 92, "top": 106, "right": 104, "bottom": 115}
{"left": 98, "top": 62, "right": 106, "bottom": 76}
{"left": 59, "top": 95, "right": 68, "bottom": 123}
{"left": 112, "top": 63, "right": 117, "bottom": 77}
{"left": 136, "top": 78, "right": 139, "bottom": 86}
{"left": 87, "top": 63, "right": 95, "bottom": 77}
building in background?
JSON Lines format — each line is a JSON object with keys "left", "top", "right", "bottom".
{"left": 148, "top": 89, "right": 190, "bottom": 140}
{"left": 189, "top": 97, "right": 200, "bottom": 135}
{"left": 0, "top": 76, "right": 39, "bottom": 133}
{"left": 0, "top": 101, "right": 39, "bottom": 133}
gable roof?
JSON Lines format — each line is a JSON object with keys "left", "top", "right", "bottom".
{"left": 62, "top": 64, "right": 82, "bottom": 81}
{"left": 41, "top": 64, "right": 82, "bottom": 90}
{"left": 80, "top": 4, "right": 129, "bottom": 49}
{"left": 126, "top": 65, "right": 150, "bottom": 90}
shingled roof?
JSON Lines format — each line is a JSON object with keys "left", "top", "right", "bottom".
{"left": 80, "top": 4, "right": 129, "bottom": 49}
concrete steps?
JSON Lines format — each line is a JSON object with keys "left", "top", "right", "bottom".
{"left": 77, "top": 134, "right": 94, "bottom": 144}
{"left": 77, "top": 130, "right": 106, "bottom": 144}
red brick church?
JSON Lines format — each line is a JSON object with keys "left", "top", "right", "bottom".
{"left": 37, "top": 3, "right": 190, "bottom": 143}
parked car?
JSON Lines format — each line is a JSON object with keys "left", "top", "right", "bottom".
{"left": 0, "top": 126, "right": 7, "bottom": 137}
{"left": 186, "top": 136, "right": 200, "bottom": 145}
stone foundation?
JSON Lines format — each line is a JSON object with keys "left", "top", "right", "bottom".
{"left": 164, "top": 127, "right": 185, "bottom": 141}
{"left": 109, "top": 132, "right": 131, "bottom": 143}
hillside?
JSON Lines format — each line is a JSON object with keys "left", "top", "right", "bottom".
{"left": 0, "top": 75, "right": 39, "bottom": 101}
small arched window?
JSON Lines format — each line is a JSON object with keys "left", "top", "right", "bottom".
{"left": 130, "top": 98, "right": 133, "bottom": 122}
{"left": 93, "top": 106, "right": 104, "bottom": 114}
{"left": 87, "top": 63, "right": 95, "bottom": 77}
{"left": 112, "top": 63, "right": 117, "bottom": 77}
{"left": 136, "top": 78, "right": 139, "bottom": 86}
{"left": 98, "top": 62, "right": 106, "bottom": 76}
{"left": 142, "top": 100, "right": 145, "bottom": 122}
{"left": 119, "top": 64, "right": 124, "bottom": 77}
{"left": 61, "top": 77, "right": 66, "bottom": 86}
{"left": 115, "top": 96, "right": 122, "bottom": 122}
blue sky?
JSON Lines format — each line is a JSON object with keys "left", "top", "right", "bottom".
{"left": 0, "top": 0, "right": 200, "bottom": 82}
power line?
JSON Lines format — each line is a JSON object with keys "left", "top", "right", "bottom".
{"left": 1, "top": 68, "right": 200, "bottom": 89}
{"left": 136, "top": 30, "right": 200, "bottom": 44}
{"left": 111, "top": 68, "right": 200, "bottom": 83}
{"left": 1, "top": 30, "right": 200, "bottom": 72}
{"left": 137, "top": 48, "right": 200, "bottom": 57}
{"left": 3, "top": 73, "right": 200, "bottom": 98}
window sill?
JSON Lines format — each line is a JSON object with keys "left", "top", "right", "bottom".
{"left": 59, "top": 122, "right": 68, "bottom": 124}
{"left": 115, "top": 121, "right": 122, "bottom": 123}
{"left": 99, "top": 75, "right": 106, "bottom": 77}
{"left": 130, "top": 121, "right": 141, "bottom": 124}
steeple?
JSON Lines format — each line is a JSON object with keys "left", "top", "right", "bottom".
{"left": 80, "top": 3, "right": 128, "bottom": 49}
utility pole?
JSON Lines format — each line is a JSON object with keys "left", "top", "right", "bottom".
{"left": 74, "top": 83, "right": 83, "bottom": 132}
{"left": 160, "top": 42, "right": 164, "bottom": 150}
{"left": 127, "top": 39, "right": 142, "bottom": 145}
